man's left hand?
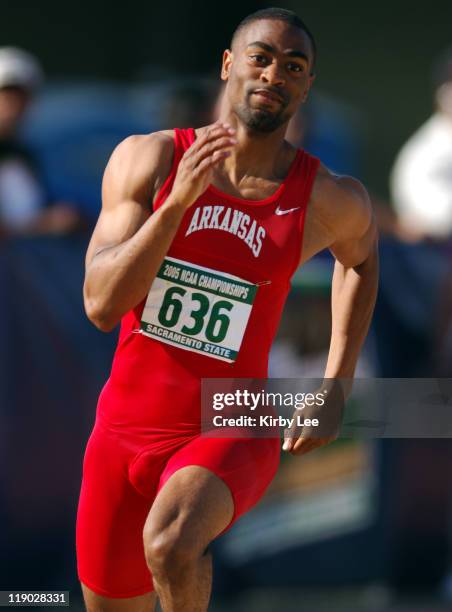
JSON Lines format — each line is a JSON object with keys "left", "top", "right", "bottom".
{"left": 282, "top": 381, "right": 345, "bottom": 456}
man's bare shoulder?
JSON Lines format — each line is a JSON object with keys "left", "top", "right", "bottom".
{"left": 310, "top": 163, "right": 372, "bottom": 241}
{"left": 301, "top": 164, "right": 374, "bottom": 265}
{"left": 110, "top": 130, "right": 175, "bottom": 173}
{"left": 103, "top": 130, "right": 176, "bottom": 206}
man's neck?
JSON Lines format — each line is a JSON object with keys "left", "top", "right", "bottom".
{"left": 216, "top": 112, "right": 291, "bottom": 183}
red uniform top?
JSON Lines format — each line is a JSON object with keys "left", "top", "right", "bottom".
{"left": 97, "top": 128, "right": 319, "bottom": 431}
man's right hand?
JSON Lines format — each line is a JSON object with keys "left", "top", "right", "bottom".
{"left": 170, "top": 123, "right": 237, "bottom": 209}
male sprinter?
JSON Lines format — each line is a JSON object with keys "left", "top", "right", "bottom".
{"left": 77, "top": 7, "right": 378, "bottom": 612}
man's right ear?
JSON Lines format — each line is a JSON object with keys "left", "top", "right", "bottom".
{"left": 221, "top": 49, "right": 232, "bottom": 81}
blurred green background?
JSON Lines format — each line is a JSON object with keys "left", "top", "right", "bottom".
{"left": 1, "top": 0, "right": 451, "bottom": 194}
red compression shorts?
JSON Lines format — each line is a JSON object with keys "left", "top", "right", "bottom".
{"left": 76, "top": 419, "right": 280, "bottom": 598}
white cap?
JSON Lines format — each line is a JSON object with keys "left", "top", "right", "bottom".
{"left": 0, "top": 47, "right": 43, "bottom": 92}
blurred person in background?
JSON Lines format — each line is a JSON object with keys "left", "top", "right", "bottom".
{"left": 374, "top": 48, "right": 452, "bottom": 377}
{"left": 390, "top": 47, "right": 452, "bottom": 241}
{"left": 0, "top": 47, "right": 83, "bottom": 238}
{"left": 385, "top": 47, "right": 452, "bottom": 603}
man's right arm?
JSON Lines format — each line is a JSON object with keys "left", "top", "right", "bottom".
{"left": 83, "top": 131, "right": 184, "bottom": 331}
{"left": 83, "top": 124, "right": 237, "bottom": 331}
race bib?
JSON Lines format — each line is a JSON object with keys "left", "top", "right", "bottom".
{"left": 140, "top": 257, "right": 257, "bottom": 363}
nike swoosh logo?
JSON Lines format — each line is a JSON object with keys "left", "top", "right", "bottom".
{"left": 275, "top": 205, "right": 300, "bottom": 216}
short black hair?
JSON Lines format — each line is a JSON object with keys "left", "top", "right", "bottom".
{"left": 231, "top": 7, "right": 317, "bottom": 71}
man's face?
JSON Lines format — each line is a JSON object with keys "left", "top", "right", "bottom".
{"left": 0, "top": 86, "right": 30, "bottom": 137}
{"left": 222, "top": 19, "right": 315, "bottom": 133}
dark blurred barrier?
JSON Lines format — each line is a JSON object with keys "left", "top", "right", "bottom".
{"left": 0, "top": 235, "right": 116, "bottom": 590}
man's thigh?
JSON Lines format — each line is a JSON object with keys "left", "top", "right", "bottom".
{"left": 144, "top": 435, "right": 280, "bottom": 550}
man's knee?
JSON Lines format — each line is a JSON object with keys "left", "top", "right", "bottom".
{"left": 143, "top": 518, "right": 204, "bottom": 579}
{"left": 143, "top": 466, "right": 233, "bottom": 581}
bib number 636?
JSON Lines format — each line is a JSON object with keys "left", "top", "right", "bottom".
{"left": 158, "top": 286, "right": 232, "bottom": 343}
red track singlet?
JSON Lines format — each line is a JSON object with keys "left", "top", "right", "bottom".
{"left": 100, "top": 127, "right": 319, "bottom": 428}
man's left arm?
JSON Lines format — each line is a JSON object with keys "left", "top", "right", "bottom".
{"left": 284, "top": 176, "right": 379, "bottom": 455}
{"left": 324, "top": 179, "right": 379, "bottom": 381}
